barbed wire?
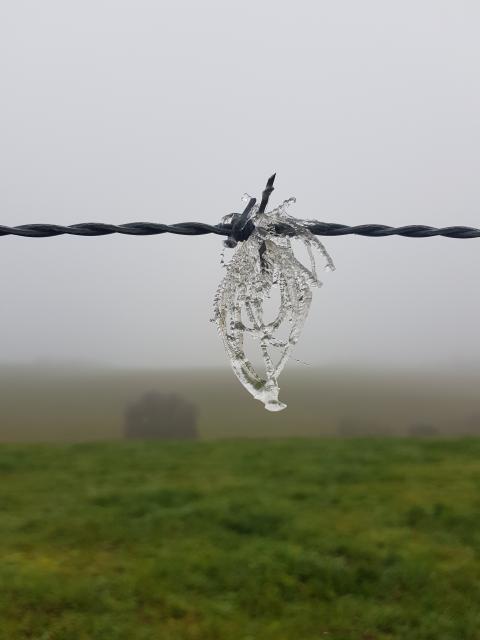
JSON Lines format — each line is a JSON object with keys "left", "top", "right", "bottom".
{"left": 1, "top": 220, "right": 479, "bottom": 239}
{"left": 1, "top": 174, "right": 479, "bottom": 240}
{"left": 0, "top": 221, "right": 229, "bottom": 238}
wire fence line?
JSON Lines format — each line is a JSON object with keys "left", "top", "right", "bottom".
{"left": 1, "top": 220, "right": 480, "bottom": 239}
{"left": 1, "top": 175, "right": 479, "bottom": 240}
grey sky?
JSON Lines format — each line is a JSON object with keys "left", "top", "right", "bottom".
{"left": 1, "top": 1, "right": 479, "bottom": 370}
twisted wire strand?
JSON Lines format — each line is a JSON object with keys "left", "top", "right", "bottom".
{"left": 0, "top": 221, "right": 479, "bottom": 239}
{"left": 1, "top": 176, "right": 478, "bottom": 240}
{"left": 304, "top": 223, "right": 480, "bottom": 239}
{"left": 0, "top": 222, "right": 231, "bottom": 238}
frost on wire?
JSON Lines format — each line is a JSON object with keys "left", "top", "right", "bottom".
{"left": 213, "top": 196, "right": 334, "bottom": 411}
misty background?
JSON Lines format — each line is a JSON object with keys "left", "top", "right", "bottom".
{"left": 0, "top": 0, "right": 479, "bottom": 372}
{"left": 1, "top": 1, "right": 480, "bottom": 441}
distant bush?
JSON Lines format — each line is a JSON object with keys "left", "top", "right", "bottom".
{"left": 124, "top": 391, "right": 198, "bottom": 440}
{"left": 408, "top": 423, "right": 438, "bottom": 437}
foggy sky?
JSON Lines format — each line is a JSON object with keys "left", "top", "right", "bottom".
{"left": 1, "top": 1, "right": 480, "bottom": 371}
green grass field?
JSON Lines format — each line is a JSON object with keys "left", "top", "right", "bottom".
{"left": 1, "top": 438, "right": 480, "bottom": 639}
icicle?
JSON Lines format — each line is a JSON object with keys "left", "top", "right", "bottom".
{"left": 212, "top": 195, "right": 334, "bottom": 411}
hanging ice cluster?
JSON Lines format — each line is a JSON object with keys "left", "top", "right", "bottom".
{"left": 213, "top": 196, "right": 334, "bottom": 411}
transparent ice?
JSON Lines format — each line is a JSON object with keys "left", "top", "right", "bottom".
{"left": 212, "top": 197, "right": 334, "bottom": 411}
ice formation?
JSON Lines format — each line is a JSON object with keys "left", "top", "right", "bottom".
{"left": 212, "top": 196, "right": 334, "bottom": 411}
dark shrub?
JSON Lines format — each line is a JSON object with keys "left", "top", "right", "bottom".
{"left": 124, "top": 391, "right": 198, "bottom": 440}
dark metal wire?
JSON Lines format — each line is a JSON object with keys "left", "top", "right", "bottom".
{"left": 2, "top": 220, "right": 479, "bottom": 240}
{"left": 302, "top": 223, "right": 480, "bottom": 239}
{"left": 1, "top": 174, "right": 479, "bottom": 240}
{"left": 0, "top": 221, "right": 231, "bottom": 239}
{"left": 1, "top": 221, "right": 480, "bottom": 239}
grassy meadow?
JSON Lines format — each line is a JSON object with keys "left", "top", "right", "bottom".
{"left": 1, "top": 438, "right": 480, "bottom": 639}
